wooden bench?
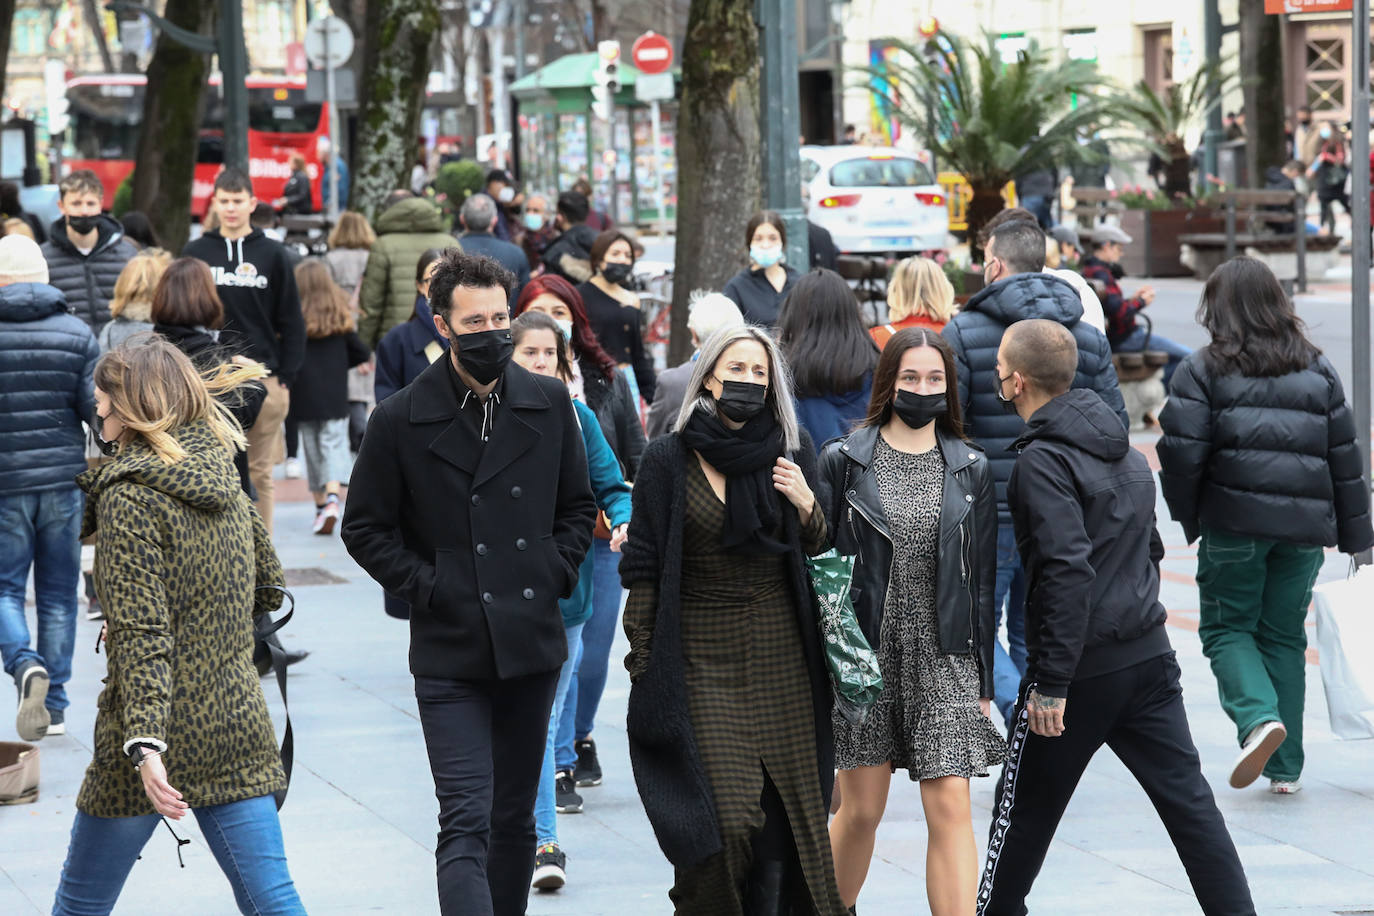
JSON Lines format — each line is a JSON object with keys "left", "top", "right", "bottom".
{"left": 1177, "top": 190, "right": 1340, "bottom": 292}
{"left": 1068, "top": 188, "right": 1126, "bottom": 227}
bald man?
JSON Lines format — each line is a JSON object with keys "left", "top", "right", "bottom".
{"left": 977, "top": 320, "right": 1253, "bottom": 916}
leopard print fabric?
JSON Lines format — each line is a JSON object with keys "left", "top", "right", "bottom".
{"left": 75, "top": 420, "right": 287, "bottom": 817}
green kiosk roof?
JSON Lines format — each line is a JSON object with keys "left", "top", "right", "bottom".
{"left": 510, "top": 52, "right": 678, "bottom": 96}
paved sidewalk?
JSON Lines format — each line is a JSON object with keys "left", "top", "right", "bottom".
{"left": 3, "top": 460, "right": 1373, "bottom": 915}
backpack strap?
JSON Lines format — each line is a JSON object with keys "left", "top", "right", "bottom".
{"left": 254, "top": 585, "right": 295, "bottom": 810}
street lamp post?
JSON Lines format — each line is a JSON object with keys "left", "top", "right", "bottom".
{"left": 1352, "top": 0, "right": 1371, "bottom": 491}
{"left": 106, "top": 0, "right": 250, "bottom": 171}
{"left": 1201, "top": 0, "right": 1224, "bottom": 195}
{"left": 757, "top": 0, "right": 809, "bottom": 270}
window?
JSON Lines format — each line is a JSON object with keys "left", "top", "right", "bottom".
{"left": 829, "top": 156, "right": 934, "bottom": 188}
{"left": 246, "top": 88, "right": 322, "bottom": 134}
{"left": 1062, "top": 29, "right": 1097, "bottom": 62}
{"left": 1142, "top": 26, "right": 1175, "bottom": 96}
{"left": 995, "top": 33, "right": 1029, "bottom": 65}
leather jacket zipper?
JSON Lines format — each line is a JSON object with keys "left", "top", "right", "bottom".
{"left": 961, "top": 522, "right": 975, "bottom": 650}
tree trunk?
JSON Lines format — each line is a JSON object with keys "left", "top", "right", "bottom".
{"left": 668, "top": 0, "right": 761, "bottom": 365}
{"left": 353, "top": 0, "right": 441, "bottom": 221}
{"left": 967, "top": 185, "right": 1008, "bottom": 266}
{"left": 0, "top": 0, "right": 15, "bottom": 109}
{"left": 1240, "top": 3, "right": 1285, "bottom": 187}
{"left": 130, "top": 0, "right": 217, "bottom": 253}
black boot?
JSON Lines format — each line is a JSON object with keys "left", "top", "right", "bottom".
{"left": 744, "top": 860, "right": 787, "bottom": 916}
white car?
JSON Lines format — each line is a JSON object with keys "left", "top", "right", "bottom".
{"left": 801, "top": 145, "right": 949, "bottom": 255}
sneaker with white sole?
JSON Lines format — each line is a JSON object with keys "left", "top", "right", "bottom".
{"left": 531, "top": 843, "right": 567, "bottom": 890}
{"left": 555, "top": 770, "right": 582, "bottom": 814}
{"left": 313, "top": 501, "right": 340, "bottom": 535}
{"left": 15, "top": 661, "right": 50, "bottom": 742}
{"left": 45, "top": 709, "right": 65, "bottom": 736}
{"left": 1269, "top": 779, "right": 1301, "bottom": 795}
{"left": 1230, "top": 721, "right": 1287, "bottom": 789}
{"left": 284, "top": 458, "right": 303, "bottom": 479}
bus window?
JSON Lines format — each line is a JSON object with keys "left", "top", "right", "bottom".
{"left": 66, "top": 84, "right": 140, "bottom": 161}
{"left": 247, "top": 88, "right": 322, "bottom": 134}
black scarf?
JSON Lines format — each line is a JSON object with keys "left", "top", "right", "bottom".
{"left": 680, "top": 406, "right": 789, "bottom": 555}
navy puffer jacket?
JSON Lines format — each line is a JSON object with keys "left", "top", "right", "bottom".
{"left": 1157, "top": 350, "right": 1373, "bottom": 553}
{"left": 0, "top": 282, "right": 100, "bottom": 495}
{"left": 942, "top": 271, "right": 1128, "bottom": 523}
{"left": 40, "top": 216, "right": 138, "bottom": 335}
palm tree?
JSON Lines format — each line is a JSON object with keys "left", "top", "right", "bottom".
{"left": 1113, "top": 61, "right": 1237, "bottom": 198}
{"left": 861, "top": 32, "right": 1113, "bottom": 261}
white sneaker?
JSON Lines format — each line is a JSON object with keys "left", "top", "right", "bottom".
{"left": 284, "top": 458, "right": 303, "bottom": 479}
{"left": 15, "top": 662, "right": 50, "bottom": 742}
{"left": 313, "top": 501, "right": 339, "bottom": 535}
{"left": 1270, "top": 779, "right": 1301, "bottom": 795}
{"left": 1230, "top": 721, "right": 1287, "bottom": 789}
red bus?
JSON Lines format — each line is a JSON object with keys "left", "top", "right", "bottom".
{"left": 63, "top": 74, "right": 331, "bottom": 215}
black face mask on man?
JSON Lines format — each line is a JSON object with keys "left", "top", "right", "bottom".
{"left": 995, "top": 371, "right": 1021, "bottom": 415}
{"left": 67, "top": 214, "right": 99, "bottom": 236}
{"left": 714, "top": 379, "right": 768, "bottom": 423}
{"left": 892, "top": 389, "right": 947, "bottom": 430}
{"left": 453, "top": 327, "right": 514, "bottom": 385}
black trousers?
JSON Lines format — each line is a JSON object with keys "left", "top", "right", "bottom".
{"left": 977, "top": 653, "right": 1255, "bottom": 916}
{"left": 415, "top": 669, "right": 560, "bottom": 916}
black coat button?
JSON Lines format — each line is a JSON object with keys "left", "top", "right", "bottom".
{"left": 515, "top": 538, "right": 527, "bottom": 550}
{"left": 471, "top": 494, "right": 481, "bottom": 506}
{"left": 511, "top": 486, "right": 522, "bottom": 498}
{"left": 476, "top": 544, "right": 488, "bottom": 556}
{"left": 522, "top": 588, "right": 535, "bottom": 599}
{"left": 482, "top": 592, "right": 494, "bottom": 603}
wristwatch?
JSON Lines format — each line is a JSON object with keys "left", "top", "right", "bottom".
{"left": 127, "top": 742, "right": 161, "bottom": 769}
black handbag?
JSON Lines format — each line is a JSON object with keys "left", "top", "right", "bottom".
{"left": 253, "top": 584, "right": 295, "bottom": 810}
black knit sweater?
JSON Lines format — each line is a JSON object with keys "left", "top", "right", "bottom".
{"left": 619, "top": 429, "right": 834, "bottom": 868}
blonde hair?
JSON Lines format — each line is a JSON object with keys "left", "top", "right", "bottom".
{"left": 3, "top": 218, "right": 34, "bottom": 240}
{"left": 94, "top": 337, "right": 266, "bottom": 464}
{"left": 327, "top": 211, "right": 376, "bottom": 250}
{"left": 887, "top": 257, "right": 956, "bottom": 324}
{"left": 110, "top": 248, "right": 172, "bottom": 319}
{"left": 1044, "top": 234, "right": 1061, "bottom": 270}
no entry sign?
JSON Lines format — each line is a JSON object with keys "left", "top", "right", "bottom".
{"left": 632, "top": 32, "right": 674, "bottom": 75}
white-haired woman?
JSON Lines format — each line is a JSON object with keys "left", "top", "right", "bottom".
{"left": 644, "top": 290, "right": 744, "bottom": 439}
{"left": 620, "top": 327, "right": 846, "bottom": 913}
{"left": 871, "top": 256, "right": 957, "bottom": 350}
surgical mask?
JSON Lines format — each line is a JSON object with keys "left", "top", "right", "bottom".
{"left": 454, "top": 328, "right": 514, "bottom": 385}
{"left": 714, "top": 379, "right": 768, "bottom": 423}
{"left": 995, "top": 372, "right": 1020, "bottom": 415}
{"left": 750, "top": 245, "right": 784, "bottom": 268}
{"left": 67, "top": 214, "right": 99, "bottom": 235}
{"left": 523, "top": 211, "right": 545, "bottom": 231}
{"left": 554, "top": 318, "right": 574, "bottom": 343}
{"left": 497, "top": 186, "right": 516, "bottom": 203}
{"left": 602, "top": 262, "right": 634, "bottom": 287}
{"left": 1320, "top": 126, "right": 1333, "bottom": 139}
{"left": 892, "top": 389, "right": 947, "bottom": 430}
{"left": 92, "top": 413, "right": 120, "bottom": 457}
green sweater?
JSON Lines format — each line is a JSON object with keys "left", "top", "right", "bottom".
{"left": 358, "top": 197, "right": 459, "bottom": 348}
{"left": 75, "top": 422, "right": 286, "bottom": 817}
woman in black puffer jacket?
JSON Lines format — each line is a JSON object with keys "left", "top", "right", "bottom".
{"left": 1158, "top": 256, "right": 1373, "bottom": 796}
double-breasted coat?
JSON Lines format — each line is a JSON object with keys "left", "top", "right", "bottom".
{"left": 341, "top": 356, "right": 597, "bottom": 679}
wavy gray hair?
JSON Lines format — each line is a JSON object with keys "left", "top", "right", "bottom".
{"left": 674, "top": 325, "right": 801, "bottom": 453}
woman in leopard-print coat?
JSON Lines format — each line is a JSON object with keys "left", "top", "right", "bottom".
{"left": 53, "top": 338, "right": 306, "bottom": 916}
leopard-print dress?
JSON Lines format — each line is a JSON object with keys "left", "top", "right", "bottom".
{"left": 833, "top": 436, "right": 1006, "bottom": 780}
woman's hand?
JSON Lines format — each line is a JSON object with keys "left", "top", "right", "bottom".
{"left": 773, "top": 457, "right": 816, "bottom": 524}
{"left": 979, "top": 697, "right": 992, "bottom": 720}
{"left": 609, "top": 523, "right": 629, "bottom": 552}
{"left": 139, "top": 754, "right": 189, "bottom": 819}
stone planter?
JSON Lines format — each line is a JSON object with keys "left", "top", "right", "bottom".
{"left": 1117, "top": 208, "right": 1225, "bottom": 277}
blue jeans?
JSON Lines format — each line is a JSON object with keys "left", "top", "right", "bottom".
{"left": 1018, "top": 195, "right": 1053, "bottom": 229}
{"left": 558, "top": 538, "right": 623, "bottom": 768}
{"left": 993, "top": 524, "right": 1028, "bottom": 726}
{"left": 53, "top": 794, "right": 305, "bottom": 915}
{"left": 0, "top": 487, "right": 82, "bottom": 713}
{"left": 1114, "top": 325, "right": 1191, "bottom": 389}
{"left": 535, "top": 621, "right": 584, "bottom": 845}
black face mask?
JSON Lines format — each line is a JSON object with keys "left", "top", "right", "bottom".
{"left": 714, "top": 379, "right": 768, "bottom": 423}
{"left": 67, "top": 214, "right": 99, "bottom": 236}
{"left": 92, "top": 413, "right": 119, "bottom": 457}
{"left": 602, "top": 262, "right": 634, "bottom": 288}
{"left": 995, "top": 372, "right": 1020, "bottom": 415}
{"left": 453, "top": 327, "right": 514, "bottom": 385}
{"left": 892, "top": 389, "right": 947, "bottom": 430}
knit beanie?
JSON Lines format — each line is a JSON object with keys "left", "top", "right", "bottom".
{"left": 0, "top": 235, "right": 49, "bottom": 285}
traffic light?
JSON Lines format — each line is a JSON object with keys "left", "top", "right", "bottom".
{"left": 591, "top": 40, "right": 620, "bottom": 121}
{"left": 44, "top": 59, "right": 69, "bottom": 136}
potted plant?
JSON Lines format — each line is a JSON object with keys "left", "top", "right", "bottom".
{"left": 861, "top": 31, "right": 1113, "bottom": 262}
{"left": 1104, "top": 185, "right": 1225, "bottom": 277}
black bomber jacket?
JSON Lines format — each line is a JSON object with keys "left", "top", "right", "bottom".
{"left": 817, "top": 424, "right": 996, "bottom": 698}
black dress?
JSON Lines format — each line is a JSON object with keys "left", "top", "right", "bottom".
{"left": 577, "top": 280, "right": 657, "bottom": 402}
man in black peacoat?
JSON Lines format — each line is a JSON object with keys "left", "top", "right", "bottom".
{"left": 342, "top": 251, "right": 596, "bottom": 916}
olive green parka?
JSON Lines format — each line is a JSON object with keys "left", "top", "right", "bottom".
{"left": 357, "top": 197, "right": 460, "bottom": 348}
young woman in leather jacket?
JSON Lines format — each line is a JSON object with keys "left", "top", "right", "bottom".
{"left": 817, "top": 327, "right": 1005, "bottom": 915}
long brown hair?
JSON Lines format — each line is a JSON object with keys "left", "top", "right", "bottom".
{"left": 151, "top": 257, "right": 224, "bottom": 329}
{"left": 510, "top": 310, "right": 574, "bottom": 383}
{"left": 1198, "top": 256, "right": 1320, "bottom": 377}
{"left": 861, "top": 327, "right": 966, "bottom": 438}
{"left": 295, "top": 258, "right": 355, "bottom": 338}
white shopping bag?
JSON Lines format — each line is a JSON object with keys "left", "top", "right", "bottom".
{"left": 1313, "top": 566, "right": 1374, "bottom": 740}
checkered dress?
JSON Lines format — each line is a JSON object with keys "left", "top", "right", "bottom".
{"left": 624, "top": 458, "right": 846, "bottom": 913}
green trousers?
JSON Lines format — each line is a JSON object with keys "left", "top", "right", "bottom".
{"left": 1195, "top": 527, "right": 1325, "bottom": 781}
